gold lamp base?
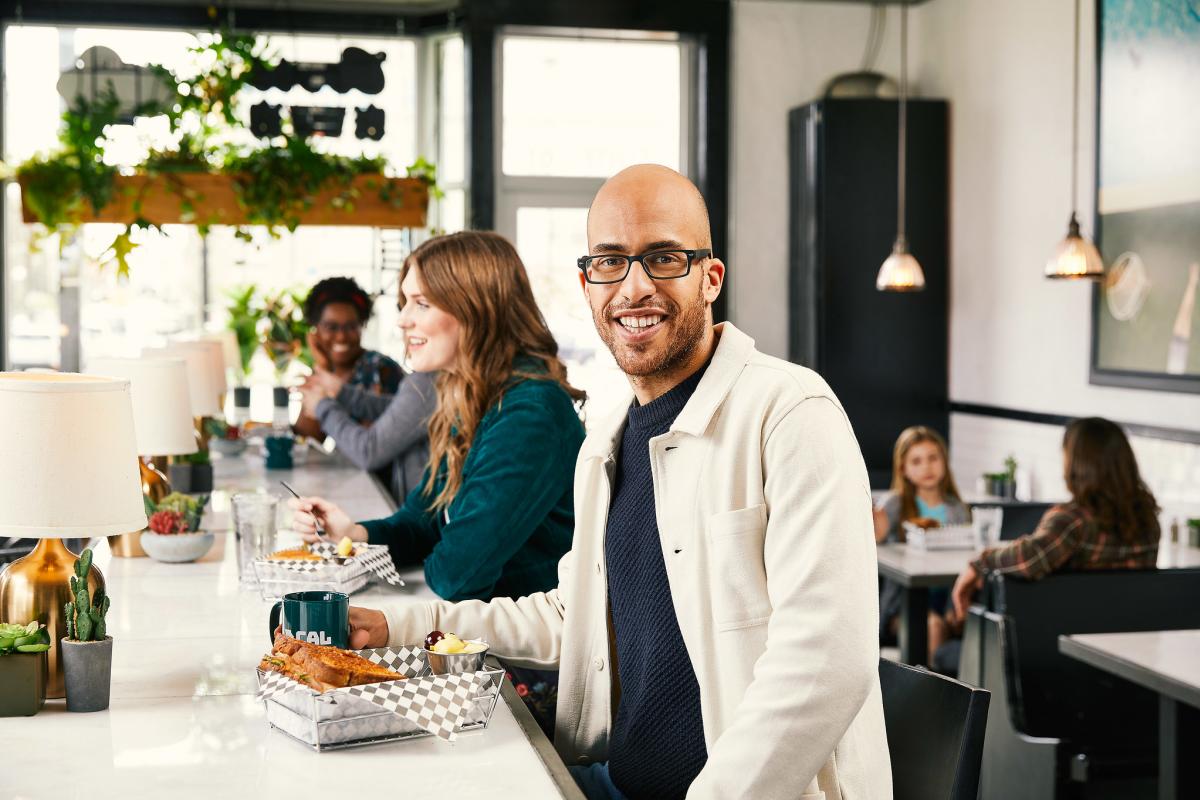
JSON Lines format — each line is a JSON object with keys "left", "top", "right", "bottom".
{"left": 0, "top": 538, "right": 105, "bottom": 699}
{"left": 108, "top": 458, "right": 171, "bottom": 558}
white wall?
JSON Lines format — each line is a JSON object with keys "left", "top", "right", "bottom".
{"left": 729, "top": 0, "right": 923, "bottom": 359}
{"left": 918, "top": 0, "right": 1200, "bottom": 429}
{"left": 730, "top": 0, "right": 1198, "bottom": 527}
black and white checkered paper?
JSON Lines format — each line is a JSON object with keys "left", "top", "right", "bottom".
{"left": 256, "top": 645, "right": 487, "bottom": 742}
{"left": 255, "top": 543, "right": 405, "bottom": 588}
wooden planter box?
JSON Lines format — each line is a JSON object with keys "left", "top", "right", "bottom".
{"left": 19, "top": 172, "right": 428, "bottom": 229}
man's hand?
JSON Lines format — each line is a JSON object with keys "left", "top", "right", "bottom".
{"left": 951, "top": 563, "right": 984, "bottom": 621}
{"left": 349, "top": 607, "right": 389, "bottom": 649}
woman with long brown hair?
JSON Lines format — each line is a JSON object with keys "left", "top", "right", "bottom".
{"left": 951, "top": 417, "right": 1161, "bottom": 618}
{"left": 290, "top": 231, "right": 586, "bottom": 602}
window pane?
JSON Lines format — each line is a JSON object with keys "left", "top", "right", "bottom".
{"left": 502, "top": 36, "right": 681, "bottom": 177}
{"left": 439, "top": 188, "right": 466, "bottom": 233}
{"left": 439, "top": 36, "right": 466, "bottom": 185}
{"left": 3, "top": 25, "right": 418, "bottom": 373}
{"left": 515, "top": 207, "right": 629, "bottom": 427}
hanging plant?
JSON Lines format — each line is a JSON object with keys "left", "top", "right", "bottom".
{"left": 11, "top": 27, "right": 437, "bottom": 277}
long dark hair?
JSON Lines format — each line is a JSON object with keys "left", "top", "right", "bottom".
{"left": 1063, "top": 417, "right": 1159, "bottom": 543}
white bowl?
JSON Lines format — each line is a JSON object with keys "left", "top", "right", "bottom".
{"left": 211, "top": 438, "right": 248, "bottom": 456}
{"left": 140, "top": 531, "right": 215, "bottom": 563}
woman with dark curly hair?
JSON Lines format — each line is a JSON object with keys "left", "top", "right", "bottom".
{"left": 294, "top": 277, "right": 436, "bottom": 503}
{"left": 303, "top": 276, "right": 402, "bottom": 396}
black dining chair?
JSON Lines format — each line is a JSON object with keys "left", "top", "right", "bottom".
{"left": 880, "top": 657, "right": 990, "bottom": 800}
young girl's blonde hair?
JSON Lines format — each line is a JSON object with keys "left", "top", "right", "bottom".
{"left": 889, "top": 426, "right": 962, "bottom": 524}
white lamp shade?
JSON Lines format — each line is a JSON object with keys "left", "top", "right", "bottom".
{"left": 206, "top": 330, "right": 242, "bottom": 377}
{"left": 876, "top": 247, "right": 927, "bottom": 292}
{"left": 182, "top": 338, "right": 228, "bottom": 398}
{"left": 88, "top": 357, "right": 199, "bottom": 457}
{"left": 144, "top": 344, "right": 221, "bottom": 417}
{"left": 0, "top": 373, "right": 148, "bottom": 537}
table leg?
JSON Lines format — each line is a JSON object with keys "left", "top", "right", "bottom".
{"left": 898, "top": 586, "right": 929, "bottom": 666}
{"left": 1160, "top": 695, "right": 1200, "bottom": 800}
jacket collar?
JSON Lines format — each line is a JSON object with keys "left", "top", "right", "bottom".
{"left": 578, "top": 322, "right": 755, "bottom": 463}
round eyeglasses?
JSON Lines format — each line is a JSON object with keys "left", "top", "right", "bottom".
{"left": 577, "top": 248, "right": 712, "bottom": 285}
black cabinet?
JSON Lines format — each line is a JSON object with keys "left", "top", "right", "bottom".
{"left": 788, "top": 98, "right": 949, "bottom": 488}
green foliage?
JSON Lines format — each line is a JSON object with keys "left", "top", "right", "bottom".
{"left": 14, "top": 27, "right": 439, "bottom": 279}
{"left": 0, "top": 620, "right": 50, "bottom": 655}
{"left": 65, "top": 548, "right": 110, "bottom": 642}
{"left": 152, "top": 491, "right": 210, "bottom": 531}
{"left": 225, "top": 284, "right": 311, "bottom": 378}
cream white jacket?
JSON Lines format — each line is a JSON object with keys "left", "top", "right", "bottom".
{"left": 379, "top": 323, "right": 892, "bottom": 799}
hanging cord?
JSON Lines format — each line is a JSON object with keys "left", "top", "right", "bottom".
{"left": 1070, "top": 0, "right": 1080, "bottom": 215}
{"left": 861, "top": 4, "right": 886, "bottom": 73}
{"left": 897, "top": 2, "right": 908, "bottom": 244}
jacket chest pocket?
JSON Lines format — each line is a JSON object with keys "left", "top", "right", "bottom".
{"left": 707, "top": 504, "right": 771, "bottom": 630}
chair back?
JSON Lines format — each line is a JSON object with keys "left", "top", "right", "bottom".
{"left": 990, "top": 568, "right": 1200, "bottom": 741}
{"left": 880, "top": 658, "right": 991, "bottom": 800}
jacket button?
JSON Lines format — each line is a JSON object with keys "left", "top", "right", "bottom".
{"left": 593, "top": 657, "right": 605, "bottom": 671}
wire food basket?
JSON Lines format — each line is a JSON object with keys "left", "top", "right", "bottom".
{"left": 257, "top": 645, "right": 504, "bottom": 751}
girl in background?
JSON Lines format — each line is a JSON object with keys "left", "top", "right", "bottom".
{"left": 874, "top": 426, "right": 970, "bottom": 662}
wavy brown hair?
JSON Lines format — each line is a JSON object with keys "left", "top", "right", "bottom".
{"left": 889, "top": 426, "right": 963, "bottom": 525}
{"left": 401, "top": 231, "right": 585, "bottom": 511}
{"left": 1063, "top": 417, "right": 1159, "bottom": 543}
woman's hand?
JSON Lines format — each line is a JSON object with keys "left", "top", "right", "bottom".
{"left": 307, "top": 328, "right": 332, "bottom": 373}
{"left": 951, "top": 563, "right": 985, "bottom": 621}
{"left": 348, "top": 607, "right": 389, "bottom": 649}
{"left": 287, "top": 496, "right": 366, "bottom": 543}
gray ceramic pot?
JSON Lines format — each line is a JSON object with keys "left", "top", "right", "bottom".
{"left": 61, "top": 637, "right": 113, "bottom": 713}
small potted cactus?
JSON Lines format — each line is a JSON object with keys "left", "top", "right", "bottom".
{"left": 0, "top": 620, "right": 51, "bottom": 716}
{"left": 60, "top": 549, "right": 114, "bottom": 713}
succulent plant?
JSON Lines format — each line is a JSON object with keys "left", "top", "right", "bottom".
{"left": 0, "top": 620, "right": 50, "bottom": 654}
{"left": 65, "top": 548, "right": 110, "bottom": 642}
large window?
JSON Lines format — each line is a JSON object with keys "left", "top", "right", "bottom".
{"left": 495, "top": 30, "right": 694, "bottom": 425}
{"left": 3, "top": 24, "right": 419, "bottom": 377}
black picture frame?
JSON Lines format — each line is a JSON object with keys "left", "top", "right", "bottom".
{"left": 1089, "top": 0, "right": 1200, "bottom": 395}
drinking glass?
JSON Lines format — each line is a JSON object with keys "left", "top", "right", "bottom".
{"left": 232, "top": 492, "right": 280, "bottom": 588}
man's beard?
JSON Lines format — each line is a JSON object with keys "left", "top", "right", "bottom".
{"left": 593, "top": 281, "right": 708, "bottom": 378}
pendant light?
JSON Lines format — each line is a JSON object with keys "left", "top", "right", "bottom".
{"left": 1045, "top": 0, "right": 1104, "bottom": 280}
{"left": 877, "top": 2, "right": 925, "bottom": 292}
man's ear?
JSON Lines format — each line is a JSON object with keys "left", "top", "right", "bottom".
{"left": 703, "top": 257, "right": 725, "bottom": 304}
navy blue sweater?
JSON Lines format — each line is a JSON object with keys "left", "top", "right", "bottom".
{"left": 605, "top": 365, "right": 709, "bottom": 800}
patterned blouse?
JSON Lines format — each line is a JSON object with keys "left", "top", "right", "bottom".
{"left": 971, "top": 503, "right": 1159, "bottom": 580}
{"left": 348, "top": 349, "right": 403, "bottom": 396}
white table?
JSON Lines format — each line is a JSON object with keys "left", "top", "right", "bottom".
{"left": 877, "top": 541, "right": 1200, "bottom": 666}
{"left": 1059, "top": 630, "right": 1200, "bottom": 800}
{"left": 1, "top": 449, "right": 581, "bottom": 800}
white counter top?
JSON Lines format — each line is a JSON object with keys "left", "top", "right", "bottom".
{"left": 1, "top": 449, "right": 578, "bottom": 799}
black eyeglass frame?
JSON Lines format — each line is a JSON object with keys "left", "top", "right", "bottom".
{"left": 576, "top": 248, "right": 713, "bottom": 285}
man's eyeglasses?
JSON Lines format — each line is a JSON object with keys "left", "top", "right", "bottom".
{"left": 316, "top": 320, "right": 363, "bottom": 336}
{"left": 577, "top": 248, "right": 712, "bottom": 285}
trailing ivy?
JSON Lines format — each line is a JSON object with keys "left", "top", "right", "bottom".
{"left": 12, "top": 28, "right": 438, "bottom": 277}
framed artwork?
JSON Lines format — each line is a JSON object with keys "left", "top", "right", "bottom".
{"left": 1091, "top": 0, "right": 1200, "bottom": 395}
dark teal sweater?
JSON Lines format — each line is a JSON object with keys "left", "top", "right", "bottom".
{"left": 361, "top": 374, "right": 584, "bottom": 601}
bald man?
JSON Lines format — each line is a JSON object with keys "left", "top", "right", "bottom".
{"left": 348, "top": 165, "right": 891, "bottom": 799}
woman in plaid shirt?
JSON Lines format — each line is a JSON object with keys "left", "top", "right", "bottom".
{"left": 951, "top": 417, "right": 1161, "bottom": 618}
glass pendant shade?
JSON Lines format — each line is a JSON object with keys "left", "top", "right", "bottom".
{"left": 1045, "top": 212, "right": 1104, "bottom": 279}
{"left": 876, "top": 238, "right": 927, "bottom": 292}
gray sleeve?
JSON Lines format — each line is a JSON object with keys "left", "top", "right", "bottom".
{"left": 879, "top": 491, "right": 903, "bottom": 542}
{"left": 316, "top": 371, "right": 437, "bottom": 471}
{"left": 334, "top": 382, "right": 393, "bottom": 423}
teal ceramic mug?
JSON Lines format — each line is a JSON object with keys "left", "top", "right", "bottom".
{"left": 269, "top": 590, "right": 349, "bottom": 648}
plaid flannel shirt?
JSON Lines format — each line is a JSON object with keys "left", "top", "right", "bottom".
{"left": 971, "top": 503, "right": 1159, "bottom": 580}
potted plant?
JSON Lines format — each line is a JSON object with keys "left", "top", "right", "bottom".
{"left": 982, "top": 455, "right": 1017, "bottom": 499}
{"left": 0, "top": 620, "right": 51, "bottom": 716}
{"left": 61, "top": 549, "right": 114, "bottom": 713}
{"left": 141, "top": 494, "right": 215, "bottom": 563}
{"left": 168, "top": 448, "right": 213, "bottom": 493}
